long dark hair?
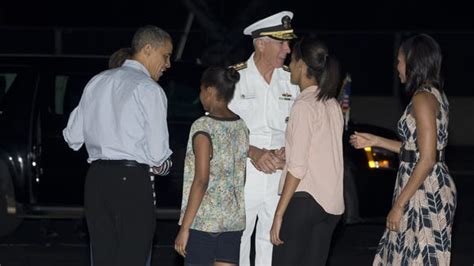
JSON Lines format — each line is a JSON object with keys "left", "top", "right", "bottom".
{"left": 400, "top": 34, "right": 444, "bottom": 94}
{"left": 292, "top": 38, "right": 341, "bottom": 101}
{"left": 201, "top": 66, "right": 240, "bottom": 103}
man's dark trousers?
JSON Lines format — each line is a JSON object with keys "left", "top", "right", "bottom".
{"left": 85, "top": 160, "right": 156, "bottom": 266}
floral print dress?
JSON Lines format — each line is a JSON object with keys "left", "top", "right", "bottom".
{"left": 179, "top": 115, "right": 249, "bottom": 233}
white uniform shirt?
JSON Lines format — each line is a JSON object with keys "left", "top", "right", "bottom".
{"left": 229, "top": 53, "right": 300, "bottom": 150}
{"left": 63, "top": 59, "right": 172, "bottom": 167}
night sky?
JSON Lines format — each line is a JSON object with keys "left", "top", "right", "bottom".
{"left": 2, "top": 0, "right": 474, "bottom": 31}
{"left": 2, "top": 0, "right": 474, "bottom": 98}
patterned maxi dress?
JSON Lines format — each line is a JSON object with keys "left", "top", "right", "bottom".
{"left": 373, "top": 87, "right": 457, "bottom": 266}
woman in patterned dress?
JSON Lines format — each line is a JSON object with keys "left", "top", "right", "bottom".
{"left": 350, "top": 34, "right": 457, "bottom": 265}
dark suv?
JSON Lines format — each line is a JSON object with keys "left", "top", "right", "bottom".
{"left": 0, "top": 55, "right": 398, "bottom": 237}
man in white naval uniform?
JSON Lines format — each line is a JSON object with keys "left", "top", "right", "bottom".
{"left": 228, "top": 11, "right": 300, "bottom": 266}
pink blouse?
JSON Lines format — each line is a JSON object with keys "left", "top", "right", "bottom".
{"left": 279, "top": 85, "right": 345, "bottom": 215}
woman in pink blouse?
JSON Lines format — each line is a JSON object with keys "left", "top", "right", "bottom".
{"left": 270, "top": 38, "right": 344, "bottom": 266}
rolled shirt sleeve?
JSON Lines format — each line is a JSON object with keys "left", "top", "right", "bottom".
{"left": 63, "top": 105, "right": 85, "bottom": 151}
{"left": 151, "top": 157, "right": 173, "bottom": 176}
{"left": 285, "top": 101, "right": 317, "bottom": 179}
{"left": 134, "top": 83, "right": 173, "bottom": 167}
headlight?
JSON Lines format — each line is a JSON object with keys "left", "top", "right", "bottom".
{"left": 363, "top": 147, "right": 396, "bottom": 169}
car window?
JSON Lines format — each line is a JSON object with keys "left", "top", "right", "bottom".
{"left": 40, "top": 73, "right": 92, "bottom": 137}
{"left": 0, "top": 67, "right": 36, "bottom": 136}
{"left": 0, "top": 72, "right": 18, "bottom": 104}
{"left": 50, "top": 74, "right": 91, "bottom": 116}
{"left": 0, "top": 67, "right": 35, "bottom": 112}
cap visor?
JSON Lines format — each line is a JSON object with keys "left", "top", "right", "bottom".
{"left": 268, "top": 32, "right": 297, "bottom": 41}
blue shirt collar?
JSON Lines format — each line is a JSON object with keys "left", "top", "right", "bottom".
{"left": 123, "top": 59, "right": 151, "bottom": 78}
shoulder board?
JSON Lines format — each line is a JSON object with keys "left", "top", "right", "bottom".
{"left": 282, "top": 65, "right": 290, "bottom": 72}
{"left": 229, "top": 62, "right": 247, "bottom": 71}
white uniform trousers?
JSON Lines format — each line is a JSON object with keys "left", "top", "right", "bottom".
{"left": 240, "top": 161, "right": 281, "bottom": 266}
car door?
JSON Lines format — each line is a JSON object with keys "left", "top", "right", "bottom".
{"left": 0, "top": 66, "right": 38, "bottom": 203}
{"left": 36, "top": 70, "right": 92, "bottom": 205}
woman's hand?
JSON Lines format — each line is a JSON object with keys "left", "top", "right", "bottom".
{"left": 270, "top": 215, "right": 284, "bottom": 246}
{"left": 273, "top": 147, "right": 286, "bottom": 161}
{"left": 272, "top": 147, "right": 286, "bottom": 170}
{"left": 349, "top": 131, "right": 379, "bottom": 149}
{"left": 386, "top": 205, "right": 403, "bottom": 232}
{"left": 174, "top": 228, "right": 189, "bottom": 257}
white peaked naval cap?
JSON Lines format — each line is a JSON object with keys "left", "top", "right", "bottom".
{"left": 243, "top": 11, "right": 297, "bottom": 40}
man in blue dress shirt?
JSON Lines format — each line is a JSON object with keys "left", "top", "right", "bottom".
{"left": 63, "top": 25, "right": 173, "bottom": 266}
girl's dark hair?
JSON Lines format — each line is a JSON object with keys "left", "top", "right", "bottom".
{"left": 108, "top": 47, "right": 131, "bottom": 69}
{"left": 292, "top": 38, "right": 341, "bottom": 101}
{"left": 400, "top": 33, "right": 444, "bottom": 94}
{"left": 201, "top": 66, "right": 240, "bottom": 102}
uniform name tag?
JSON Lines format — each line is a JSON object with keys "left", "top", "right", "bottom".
{"left": 240, "top": 94, "right": 256, "bottom": 99}
{"left": 279, "top": 92, "right": 293, "bottom": 101}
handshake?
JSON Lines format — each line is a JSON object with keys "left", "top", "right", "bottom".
{"left": 249, "top": 147, "right": 286, "bottom": 174}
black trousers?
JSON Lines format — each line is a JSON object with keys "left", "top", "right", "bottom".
{"left": 85, "top": 160, "right": 156, "bottom": 266}
{"left": 272, "top": 192, "right": 341, "bottom": 266}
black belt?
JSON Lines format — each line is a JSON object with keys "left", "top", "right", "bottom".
{"left": 93, "top": 160, "right": 149, "bottom": 170}
{"left": 399, "top": 148, "right": 445, "bottom": 162}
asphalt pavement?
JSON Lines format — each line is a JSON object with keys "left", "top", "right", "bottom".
{"left": 1, "top": 146, "right": 473, "bottom": 266}
{"left": 0, "top": 218, "right": 473, "bottom": 265}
